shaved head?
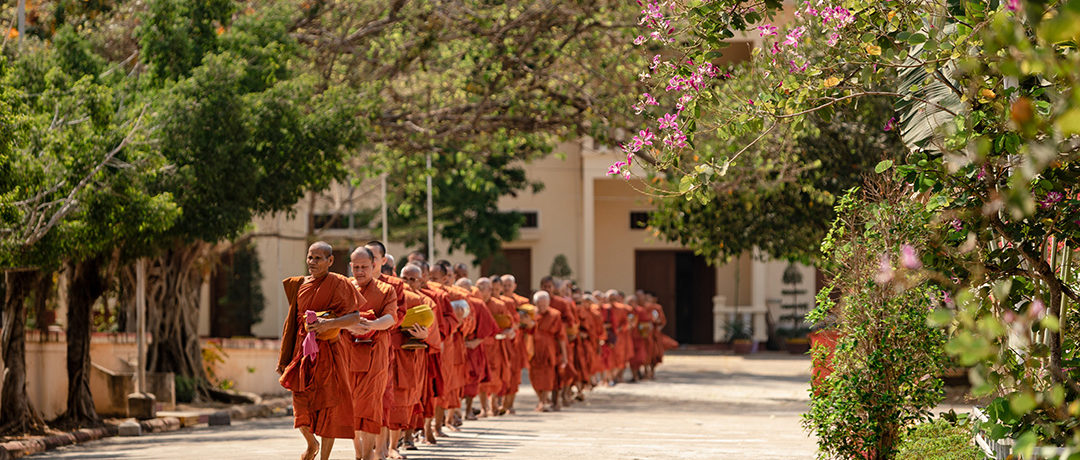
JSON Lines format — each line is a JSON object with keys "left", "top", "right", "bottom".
{"left": 351, "top": 246, "right": 374, "bottom": 262}
{"left": 455, "top": 278, "right": 474, "bottom": 289}
{"left": 365, "top": 240, "right": 388, "bottom": 258}
{"left": 309, "top": 241, "right": 332, "bottom": 258}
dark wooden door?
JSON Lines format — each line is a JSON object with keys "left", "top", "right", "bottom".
{"left": 635, "top": 250, "right": 716, "bottom": 344}
{"left": 482, "top": 248, "right": 532, "bottom": 297}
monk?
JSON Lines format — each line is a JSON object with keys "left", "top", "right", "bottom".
{"left": 591, "top": 292, "right": 617, "bottom": 386}
{"left": 314, "top": 247, "right": 397, "bottom": 460}
{"left": 527, "top": 291, "right": 567, "bottom": 412}
{"left": 421, "top": 264, "right": 468, "bottom": 440}
{"left": 628, "top": 294, "right": 652, "bottom": 382}
{"left": 278, "top": 242, "right": 364, "bottom": 460}
{"left": 458, "top": 278, "right": 499, "bottom": 420}
{"left": 541, "top": 277, "right": 580, "bottom": 408}
{"left": 381, "top": 254, "right": 396, "bottom": 277}
{"left": 607, "top": 290, "right": 635, "bottom": 383}
{"left": 498, "top": 275, "right": 532, "bottom": 414}
{"left": 477, "top": 277, "right": 518, "bottom": 417}
{"left": 575, "top": 294, "right": 605, "bottom": 396}
{"left": 385, "top": 264, "right": 439, "bottom": 460}
{"left": 415, "top": 263, "right": 462, "bottom": 444}
{"left": 362, "top": 242, "right": 410, "bottom": 459}
{"left": 453, "top": 262, "right": 469, "bottom": 281}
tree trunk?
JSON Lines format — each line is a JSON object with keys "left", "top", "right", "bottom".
{"left": 57, "top": 257, "right": 106, "bottom": 428}
{"left": 1, "top": 270, "right": 46, "bottom": 435}
{"left": 32, "top": 274, "right": 52, "bottom": 332}
{"left": 117, "top": 242, "right": 216, "bottom": 398}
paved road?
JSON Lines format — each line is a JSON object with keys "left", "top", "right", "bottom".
{"left": 39, "top": 352, "right": 817, "bottom": 459}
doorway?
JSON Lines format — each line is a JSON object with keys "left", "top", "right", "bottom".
{"left": 634, "top": 250, "right": 717, "bottom": 344}
{"left": 481, "top": 248, "right": 532, "bottom": 297}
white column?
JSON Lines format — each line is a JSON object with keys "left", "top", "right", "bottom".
{"left": 751, "top": 247, "right": 768, "bottom": 343}
{"left": 582, "top": 168, "right": 596, "bottom": 289}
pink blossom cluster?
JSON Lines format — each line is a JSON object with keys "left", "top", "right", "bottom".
{"left": 634, "top": 1, "right": 676, "bottom": 45}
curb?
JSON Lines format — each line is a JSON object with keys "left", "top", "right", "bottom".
{"left": 0, "top": 398, "right": 290, "bottom": 459}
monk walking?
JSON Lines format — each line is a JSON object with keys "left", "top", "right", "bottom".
{"left": 278, "top": 242, "right": 365, "bottom": 460}
{"left": 385, "top": 264, "right": 439, "bottom": 459}
{"left": 319, "top": 247, "right": 398, "bottom": 460}
{"left": 527, "top": 291, "right": 567, "bottom": 412}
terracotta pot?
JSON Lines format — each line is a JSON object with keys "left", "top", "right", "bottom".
{"left": 808, "top": 329, "right": 841, "bottom": 394}
{"left": 785, "top": 337, "right": 810, "bottom": 355}
{"left": 732, "top": 339, "right": 753, "bottom": 354}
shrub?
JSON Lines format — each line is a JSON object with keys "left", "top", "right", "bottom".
{"left": 896, "top": 418, "right": 983, "bottom": 460}
{"left": 804, "top": 185, "right": 948, "bottom": 460}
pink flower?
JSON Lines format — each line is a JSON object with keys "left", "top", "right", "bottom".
{"left": 663, "top": 132, "right": 688, "bottom": 148}
{"left": 642, "top": 93, "right": 659, "bottom": 106}
{"left": 634, "top": 129, "right": 654, "bottom": 149}
{"left": 1030, "top": 299, "right": 1045, "bottom": 318}
{"left": 788, "top": 60, "right": 808, "bottom": 73}
{"left": 607, "top": 160, "right": 627, "bottom": 176}
{"left": 875, "top": 254, "right": 894, "bottom": 284}
{"left": 634, "top": 35, "right": 646, "bottom": 45}
{"left": 658, "top": 113, "right": 679, "bottom": 130}
{"left": 901, "top": 244, "right": 922, "bottom": 270}
{"left": 1007, "top": 0, "right": 1021, "bottom": 11}
{"left": 950, "top": 219, "right": 963, "bottom": 232}
{"left": 1040, "top": 191, "right": 1063, "bottom": 209}
{"left": 748, "top": 99, "right": 754, "bottom": 106}
{"left": 771, "top": 42, "right": 782, "bottom": 55}
{"left": 1003, "top": 310, "right": 1017, "bottom": 323}
{"left": 783, "top": 26, "right": 806, "bottom": 48}
{"left": 626, "top": 152, "right": 634, "bottom": 166}
{"left": 977, "top": 166, "right": 987, "bottom": 180}
{"left": 757, "top": 24, "right": 778, "bottom": 37}
{"left": 651, "top": 54, "right": 662, "bottom": 70}
{"left": 827, "top": 33, "right": 841, "bottom": 46}
{"left": 884, "top": 117, "right": 897, "bottom": 132}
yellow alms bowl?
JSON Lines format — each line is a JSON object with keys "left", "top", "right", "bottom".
{"left": 401, "top": 305, "right": 435, "bottom": 329}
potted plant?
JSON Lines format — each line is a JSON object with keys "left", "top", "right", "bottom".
{"left": 780, "top": 263, "right": 811, "bottom": 354}
{"left": 726, "top": 318, "right": 753, "bottom": 354}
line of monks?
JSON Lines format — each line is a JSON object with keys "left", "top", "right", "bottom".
{"left": 277, "top": 241, "right": 677, "bottom": 460}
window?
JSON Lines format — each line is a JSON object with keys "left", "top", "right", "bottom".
{"left": 521, "top": 211, "right": 539, "bottom": 229}
{"left": 630, "top": 211, "right": 650, "bottom": 230}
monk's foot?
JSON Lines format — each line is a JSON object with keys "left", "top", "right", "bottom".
{"left": 422, "top": 434, "right": 437, "bottom": 445}
{"left": 445, "top": 424, "right": 460, "bottom": 432}
{"left": 402, "top": 436, "right": 417, "bottom": 450}
{"left": 301, "top": 441, "right": 319, "bottom": 460}
{"left": 388, "top": 448, "right": 406, "bottom": 459}
{"left": 508, "top": 408, "right": 516, "bottom": 415}
{"left": 574, "top": 393, "right": 585, "bottom": 402}
{"left": 464, "top": 412, "right": 477, "bottom": 421}
{"left": 435, "top": 428, "right": 449, "bottom": 437}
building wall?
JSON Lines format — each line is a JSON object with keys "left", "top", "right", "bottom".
{"left": 591, "top": 178, "right": 683, "bottom": 293}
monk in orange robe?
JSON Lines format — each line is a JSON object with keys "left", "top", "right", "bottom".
{"left": 477, "top": 277, "right": 518, "bottom": 417}
{"left": 628, "top": 295, "right": 652, "bottom": 382}
{"left": 606, "top": 290, "right": 635, "bottom": 383}
{"left": 498, "top": 275, "right": 532, "bottom": 415}
{"left": 457, "top": 278, "right": 499, "bottom": 420}
{"left": 527, "top": 290, "right": 567, "bottom": 412}
{"left": 422, "top": 266, "right": 467, "bottom": 440}
{"left": 311, "top": 247, "right": 397, "bottom": 460}
{"left": 591, "top": 292, "right": 618, "bottom": 384}
{"left": 278, "top": 242, "right": 364, "bottom": 460}
{"left": 541, "top": 277, "right": 580, "bottom": 408}
{"left": 575, "top": 295, "right": 605, "bottom": 395}
{"left": 384, "top": 264, "right": 439, "bottom": 460}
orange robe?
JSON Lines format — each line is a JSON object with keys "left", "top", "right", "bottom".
{"left": 612, "top": 301, "right": 635, "bottom": 368}
{"left": 463, "top": 292, "right": 499, "bottom": 398}
{"left": 577, "top": 303, "right": 605, "bottom": 377}
{"left": 377, "top": 274, "right": 408, "bottom": 427}
{"left": 631, "top": 304, "right": 652, "bottom": 367}
{"left": 387, "top": 288, "right": 441, "bottom": 430}
{"left": 426, "top": 282, "right": 466, "bottom": 409}
{"left": 345, "top": 277, "right": 398, "bottom": 434}
{"left": 479, "top": 296, "right": 520, "bottom": 396}
{"left": 595, "top": 303, "right": 617, "bottom": 371}
{"left": 279, "top": 273, "right": 364, "bottom": 439}
{"left": 549, "top": 295, "right": 580, "bottom": 387}
{"left": 648, "top": 302, "right": 668, "bottom": 365}
{"left": 528, "top": 308, "right": 566, "bottom": 392}
{"left": 505, "top": 293, "right": 531, "bottom": 394}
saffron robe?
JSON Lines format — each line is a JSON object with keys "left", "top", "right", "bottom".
{"left": 279, "top": 273, "right": 364, "bottom": 439}
{"left": 387, "top": 288, "right": 441, "bottom": 429}
{"left": 528, "top": 308, "right": 566, "bottom": 392}
{"left": 345, "top": 277, "right": 398, "bottom": 434}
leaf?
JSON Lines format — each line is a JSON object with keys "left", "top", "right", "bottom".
{"left": 1056, "top": 108, "right": 1080, "bottom": 136}
{"left": 1010, "top": 393, "right": 1037, "bottom": 415}
{"left": 874, "top": 159, "right": 894, "bottom": 173}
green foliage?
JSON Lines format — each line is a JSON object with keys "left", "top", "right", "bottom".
{"left": 625, "top": 0, "right": 1080, "bottom": 452}
{"left": 646, "top": 97, "right": 904, "bottom": 264}
{"left": 550, "top": 254, "right": 573, "bottom": 278}
{"left": 804, "top": 186, "right": 948, "bottom": 460}
{"left": 895, "top": 417, "right": 983, "bottom": 460}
